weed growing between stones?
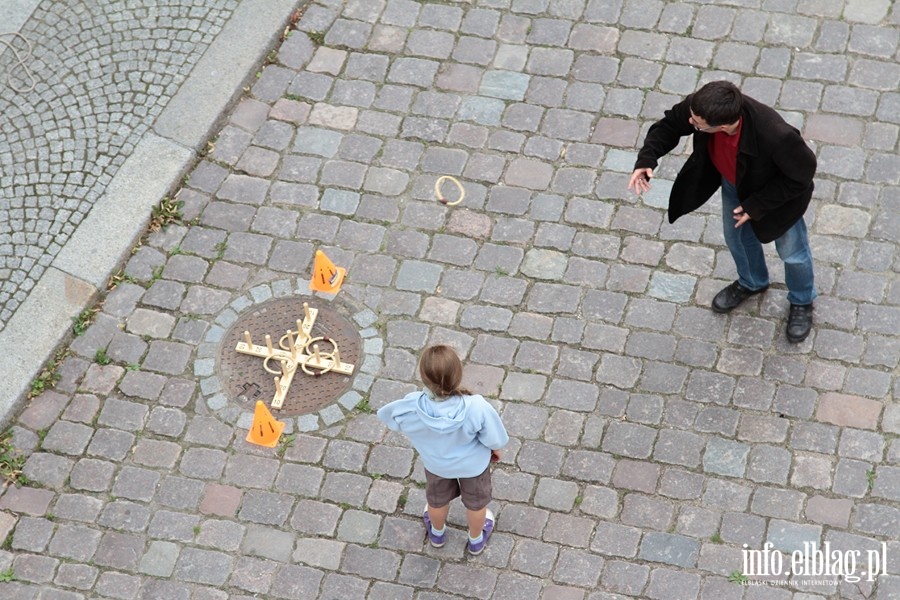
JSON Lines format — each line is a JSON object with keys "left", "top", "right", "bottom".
{"left": 149, "top": 197, "right": 184, "bottom": 232}
{"left": 28, "top": 349, "right": 67, "bottom": 399}
{"left": 276, "top": 433, "right": 297, "bottom": 458}
{"left": 94, "top": 348, "right": 111, "bottom": 366}
{"left": 728, "top": 571, "right": 748, "bottom": 585}
{"left": 0, "top": 429, "right": 28, "bottom": 488}
{"left": 72, "top": 307, "right": 99, "bottom": 336}
{"left": 282, "top": 6, "right": 307, "bottom": 42}
{"left": 107, "top": 268, "right": 138, "bottom": 292}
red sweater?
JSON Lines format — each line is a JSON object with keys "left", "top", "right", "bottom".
{"left": 708, "top": 118, "right": 742, "bottom": 184}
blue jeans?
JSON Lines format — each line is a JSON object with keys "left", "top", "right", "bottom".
{"left": 720, "top": 179, "right": 816, "bottom": 305}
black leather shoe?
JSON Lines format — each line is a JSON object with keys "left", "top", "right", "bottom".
{"left": 786, "top": 303, "right": 813, "bottom": 343}
{"left": 711, "top": 281, "right": 768, "bottom": 314}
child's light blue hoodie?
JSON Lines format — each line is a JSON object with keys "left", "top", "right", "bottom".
{"left": 377, "top": 390, "right": 509, "bottom": 479}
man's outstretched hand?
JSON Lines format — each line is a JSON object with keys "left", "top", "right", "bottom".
{"left": 628, "top": 168, "right": 653, "bottom": 194}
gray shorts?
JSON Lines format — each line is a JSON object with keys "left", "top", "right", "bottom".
{"left": 424, "top": 466, "right": 492, "bottom": 511}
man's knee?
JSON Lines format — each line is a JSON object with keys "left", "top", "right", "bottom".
{"left": 776, "top": 238, "right": 811, "bottom": 264}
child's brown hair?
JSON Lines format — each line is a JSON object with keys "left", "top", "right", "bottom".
{"left": 419, "top": 345, "right": 472, "bottom": 398}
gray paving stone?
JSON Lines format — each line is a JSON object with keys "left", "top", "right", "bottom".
{"left": 744, "top": 444, "right": 791, "bottom": 485}
{"left": 98, "top": 497, "right": 152, "bottom": 532}
{"left": 533, "top": 477, "right": 578, "bottom": 511}
{"left": 54, "top": 562, "right": 98, "bottom": 591}
{"left": 542, "top": 379, "right": 598, "bottom": 412}
{"left": 658, "top": 469, "right": 705, "bottom": 501}
{"left": 173, "top": 547, "right": 233, "bottom": 585}
{"left": 12, "top": 553, "right": 58, "bottom": 584}
{"left": 221, "top": 454, "right": 279, "bottom": 489}
{"left": 238, "top": 490, "right": 294, "bottom": 526}
{"left": 337, "top": 543, "right": 400, "bottom": 582}
{"left": 241, "top": 524, "right": 294, "bottom": 563}
{"left": 638, "top": 532, "right": 700, "bottom": 568}
{"left": 602, "top": 421, "right": 656, "bottom": 459}
{"left": 871, "top": 465, "right": 900, "bottom": 501}
{"left": 41, "top": 421, "right": 94, "bottom": 456}
{"left": 612, "top": 459, "right": 660, "bottom": 494}
{"left": 767, "top": 519, "right": 822, "bottom": 554}
{"left": 109, "top": 466, "right": 160, "bottom": 502}
{"left": 196, "top": 519, "right": 244, "bottom": 553}
{"left": 645, "top": 567, "right": 701, "bottom": 600}
{"left": 543, "top": 410, "right": 583, "bottom": 447}
{"left": 133, "top": 438, "right": 182, "bottom": 470}
{"left": 95, "top": 571, "right": 142, "bottom": 600}
{"left": 11, "top": 517, "right": 54, "bottom": 553}
{"left": 703, "top": 437, "right": 750, "bottom": 478}
{"left": 93, "top": 531, "right": 144, "bottom": 571}
{"left": 501, "top": 404, "right": 548, "bottom": 440}
{"left": 508, "top": 538, "right": 557, "bottom": 578}
{"left": 621, "top": 493, "right": 674, "bottom": 532}
{"left": 694, "top": 406, "right": 739, "bottom": 437}
{"left": 675, "top": 505, "right": 719, "bottom": 539}
{"left": 602, "top": 560, "right": 649, "bottom": 596}
{"left": 851, "top": 502, "right": 900, "bottom": 539}
{"left": 653, "top": 429, "right": 705, "bottom": 467}
{"left": 52, "top": 494, "right": 103, "bottom": 523}
{"left": 320, "top": 471, "right": 372, "bottom": 506}
{"left": 496, "top": 503, "right": 548, "bottom": 539}
{"left": 140, "top": 540, "right": 180, "bottom": 577}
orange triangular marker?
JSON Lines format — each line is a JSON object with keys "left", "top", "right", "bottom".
{"left": 309, "top": 249, "right": 346, "bottom": 293}
{"left": 246, "top": 401, "right": 285, "bottom": 448}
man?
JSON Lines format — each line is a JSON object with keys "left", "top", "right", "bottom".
{"left": 627, "top": 80, "right": 817, "bottom": 343}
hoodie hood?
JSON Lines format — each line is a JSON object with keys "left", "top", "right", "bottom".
{"left": 415, "top": 392, "right": 467, "bottom": 433}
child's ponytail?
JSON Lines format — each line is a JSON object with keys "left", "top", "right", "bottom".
{"left": 419, "top": 345, "right": 472, "bottom": 398}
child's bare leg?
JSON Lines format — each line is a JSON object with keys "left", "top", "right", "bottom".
{"left": 467, "top": 507, "right": 487, "bottom": 538}
{"left": 428, "top": 504, "right": 450, "bottom": 530}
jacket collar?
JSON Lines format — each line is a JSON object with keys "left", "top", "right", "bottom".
{"left": 737, "top": 100, "right": 760, "bottom": 158}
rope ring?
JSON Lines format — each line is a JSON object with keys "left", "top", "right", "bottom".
{"left": 263, "top": 355, "right": 294, "bottom": 375}
{"left": 434, "top": 175, "right": 465, "bottom": 206}
{"left": 300, "top": 335, "right": 338, "bottom": 376}
{"left": 303, "top": 336, "right": 336, "bottom": 355}
{"left": 278, "top": 330, "right": 303, "bottom": 351}
{"left": 300, "top": 353, "right": 336, "bottom": 376}
{"left": 0, "top": 33, "right": 36, "bottom": 94}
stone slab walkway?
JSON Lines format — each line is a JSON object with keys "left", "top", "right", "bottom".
{"left": 1, "top": 0, "right": 899, "bottom": 599}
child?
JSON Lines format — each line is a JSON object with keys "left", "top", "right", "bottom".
{"left": 377, "top": 344, "right": 509, "bottom": 555}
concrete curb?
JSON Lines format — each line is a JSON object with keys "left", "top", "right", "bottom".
{"left": 52, "top": 133, "right": 194, "bottom": 289}
{"left": 154, "top": 0, "right": 302, "bottom": 150}
{"left": 0, "top": 0, "right": 304, "bottom": 427}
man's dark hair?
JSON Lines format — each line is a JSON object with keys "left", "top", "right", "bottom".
{"left": 690, "top": 81, "right": 742, "bottom": 126}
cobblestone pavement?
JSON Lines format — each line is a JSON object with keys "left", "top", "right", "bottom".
{"left": 2, "top": 0, "right": 900, "bottom": 599}
{"left": 0, "top": 0, "right": 240, "bottom": 330}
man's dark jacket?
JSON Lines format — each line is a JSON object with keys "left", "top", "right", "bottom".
{"left": 634, "top": 94, "right": 817, "bottom": 243}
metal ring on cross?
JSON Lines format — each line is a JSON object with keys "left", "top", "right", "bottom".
{"left": 434, "top": 175, "right": 465, "bottom": 206}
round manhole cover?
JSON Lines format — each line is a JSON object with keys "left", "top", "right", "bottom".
{"left": 217, "top": 296, "right": 362, "bottom": 416}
